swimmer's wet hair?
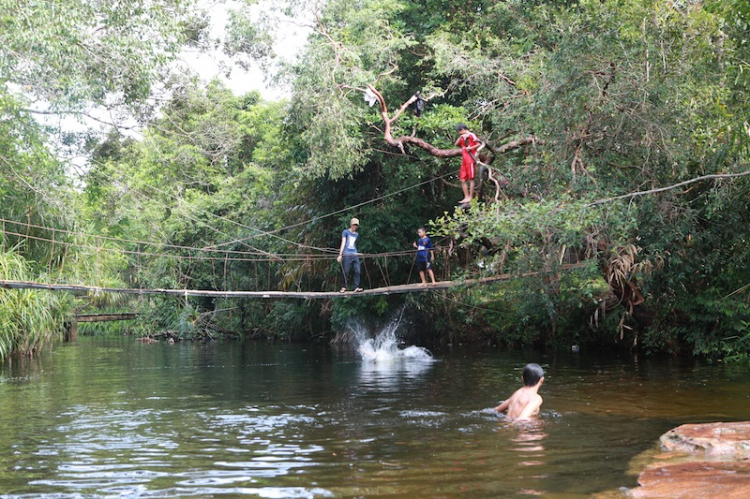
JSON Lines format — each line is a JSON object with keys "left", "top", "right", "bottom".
{"left": 522, "top": 363, "right": 544, "bottom": 386}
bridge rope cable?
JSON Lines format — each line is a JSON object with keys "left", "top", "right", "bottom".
{"left": 89, "top": 155, "right": 455, "bottom": 255}
{"left": 1, "top": 167, "right": 456, "bottom": 261}
{"left": 1, "top": 223, "right": 453, "bottom": 295}
{"left": 0, "top": 224, "right": 434, "bottom": 264}
{"left": 586, "top": 170, "right": 750, "bottom": 206}
{"left": 0, "top": 218, "right": 284, "bottom": 258}
{"left": 203, "top": 171, "right": 457, "bottom": 250}
{"left": 85, "top": 158, "right": 320, "bottom": 255}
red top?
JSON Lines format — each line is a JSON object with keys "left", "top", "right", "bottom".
{"left": 461, "top": 132, "right": 479, "bottom": 149}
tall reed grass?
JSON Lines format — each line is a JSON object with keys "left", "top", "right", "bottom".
{"left": 0, "top": 250, "right": 70, "bottom": 360}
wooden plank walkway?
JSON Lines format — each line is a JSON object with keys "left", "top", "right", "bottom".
{"left": 0, "top": 264, "right": 588, "bottom": 300}
{"left": 75, "top": 313, "right": 138, "bottom": 322}
{"left": 0, "top": 275, "right": 509, "bottom": 299}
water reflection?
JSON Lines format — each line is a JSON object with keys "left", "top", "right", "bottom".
{"left": 357, "top": 357, "right": 434, "bottom": 391}
{"left": 510, "top": 426, "right": 547, "bottom": 465}
{"left": 3, "top": 338, "right": 750, "bottom": 498}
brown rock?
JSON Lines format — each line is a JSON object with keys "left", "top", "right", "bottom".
{"left": 660, "top": 422, "right": 750, "bottom": 457}
{"left": 630, "top": 461, "right": 750, "bottom": 498}
{"left": 626, "top": 422, "right": 750, "bottom": 498}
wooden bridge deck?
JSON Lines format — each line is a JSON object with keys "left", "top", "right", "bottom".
{"left": 0, "top": 264, "right": 586, "bottom": 300}
{"left": 75, "top": 313, "right": 138, "bottom": 322}
{"left": 0, "top": 275, "right": 512, "bottom": 299}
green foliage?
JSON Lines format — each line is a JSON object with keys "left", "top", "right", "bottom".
{"left": 0, "top": 250, "right": 71, "bottom": 359}
{"left": 0, "top": 0, "right": 202, "bottom": 112}
{"left": 284, "top": 0, "right": 419, "bottom": 179}
{"left": 0, "top": 0, "right": 220, "bottom": 354}
{"left": 6, "top": 0, "right": 750, "bottom": 361}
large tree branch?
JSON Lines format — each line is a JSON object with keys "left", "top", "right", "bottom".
{"left": 366, "top": 84, "right": 538, "bottom": 158}
{"left": 587, "top": 170, "right": 750, "bottom": 206}
{"left": 23, "top": 107, "right": 141, "bottom": 135}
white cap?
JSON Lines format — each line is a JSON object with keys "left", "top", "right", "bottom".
{"left": 350, "top": 217, "right": 359, "bottom": 226}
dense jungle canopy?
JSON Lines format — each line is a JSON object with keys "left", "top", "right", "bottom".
{"left": 2, "top": 0, "right": 750, "bottom": 362}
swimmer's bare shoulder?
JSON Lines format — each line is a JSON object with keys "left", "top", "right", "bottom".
{"left": 493, "top": 363, "right": 545, "bottom": 421}
{"left": 493, "top": 387, "right": 521, "bottom": 414}
{"left": 513, "top": 392, "right": 543, "bottom": 420}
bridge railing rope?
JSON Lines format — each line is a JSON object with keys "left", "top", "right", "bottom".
{"left": 2, "top": 214, "right": 466, "bottom": 295}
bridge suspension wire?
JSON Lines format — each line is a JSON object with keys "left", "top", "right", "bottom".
{"left": 87, "top": 155, "right": 454, "bottom": 255}
{"left": 204, "top": 171, "right": 456, "bottom": 250}
{"left": 84, "top": 157, "right": 331, "bottom": 254}
{"left": 1, "top": 223, "right": 431, "bottom": 264}
{"left": 0, "top": 218, "right": 285, "bottom": 258}
{"left": 2, "top": 166, "right": 454, "bottom": 260}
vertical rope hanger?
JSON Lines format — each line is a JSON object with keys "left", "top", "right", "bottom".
{"left": 406, "top": 253, "right": 416, "bottom": 285}
{"left": 363, "top": 256, "right": 373, "bottom": 290}
{"left": 49, "top": 228, "right": 56, "bottom": 276}
{"left": 223, "top": 254, "right": 229, "bottom": 292}
{"left": 137, "top": 243, "right": 143, "bottom": 292}
{"left": 374, "top": 255, "right": 388, "bottom": 287}
{"left": 59, "top": 235, "right": 69, "bottom": 282}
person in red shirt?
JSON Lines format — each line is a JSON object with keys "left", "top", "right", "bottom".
{"left": 454, "top": 124, "right": 483, "bottom": 204}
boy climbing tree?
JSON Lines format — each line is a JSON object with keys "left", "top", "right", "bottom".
{"left": 454, "top": 123, "right": 483, "bottom": 204}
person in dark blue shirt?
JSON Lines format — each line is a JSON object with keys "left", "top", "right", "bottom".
{"left": 413, "top": 227, "right": 436, "bottom": 285}
{"left": 337, "top": 218, "right": 363, "bottom": 292}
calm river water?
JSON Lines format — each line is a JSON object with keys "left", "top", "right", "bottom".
{"left": 1, "top": 332, "right": 749, "bottom": 498}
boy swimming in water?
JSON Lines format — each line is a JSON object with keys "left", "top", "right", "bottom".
{"left": 494, "top": 363, "right": 544, "bottom": 421}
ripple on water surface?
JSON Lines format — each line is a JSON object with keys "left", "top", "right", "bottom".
{"left": 2, "top": 336, "right": 750, "bottom": 498}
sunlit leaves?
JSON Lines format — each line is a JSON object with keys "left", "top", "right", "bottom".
{"left": 0, "top": 0, "right": 202, "bottom": 112}
{"left": 286, "top": 0, "right": 417, "bottom": 179}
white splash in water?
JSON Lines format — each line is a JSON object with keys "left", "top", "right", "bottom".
{"left": 348, "top": 315, "right": 433, "bottom": 363}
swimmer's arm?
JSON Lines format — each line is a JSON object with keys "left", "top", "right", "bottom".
{"left": 494, "top": 399, "right": 510, "bottom": 413}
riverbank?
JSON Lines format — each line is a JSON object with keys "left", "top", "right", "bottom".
{"left": 628, "top": 422, "right": 750, "bottom": 498}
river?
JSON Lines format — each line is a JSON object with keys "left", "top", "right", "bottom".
{"left": 1, "top": 329, "right": 749, "bottom": 498}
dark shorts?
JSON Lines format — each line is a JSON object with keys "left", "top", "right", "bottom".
{"left": 417, "top": 261, "right": 432, "bottom": 272}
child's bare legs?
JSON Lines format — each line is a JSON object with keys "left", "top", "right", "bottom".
{"left": 460, "top": 180, "right": 470, "bottom": 203}
{"left": 460, "top": 180, "right": 475, "bottom": 203}
{"left": 427, "top": 269, "right": 436, "bottom": 284}
{"left": 419, "top": 271, "right": 427, "bottom": 286}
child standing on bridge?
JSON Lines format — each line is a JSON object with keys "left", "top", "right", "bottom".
{"left": 455, "top": 123, "right": 483, "bottom": 204}
{"left": 413, "top": 227, "right": 436, "bottom": 286}
{"left": 337, "top": 218, "right": 363, "bottom": 293}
